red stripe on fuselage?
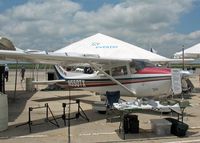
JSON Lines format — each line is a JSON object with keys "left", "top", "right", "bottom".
{"left": 83, "top": 77, "right": 170, "bottom": 87}
{"left": 136, "top": 67, "right": 171, "bottom": 74}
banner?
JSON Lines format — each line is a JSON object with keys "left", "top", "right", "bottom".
{"left": 171, "top": 69, "right": 182, "bottom": 95}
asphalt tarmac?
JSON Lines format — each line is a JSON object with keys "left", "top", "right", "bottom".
{"left": 0, "top": 70, "right": 200, "bottom": 143}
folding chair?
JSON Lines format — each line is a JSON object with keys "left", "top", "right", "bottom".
{"left": 181, "top": 78, "right": 194, "bottom": 98}
{"left": 105, "top": 91, "right": 122, "bottom": 122}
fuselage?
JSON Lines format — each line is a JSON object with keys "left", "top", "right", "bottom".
{"left": 54, "top": 64, "right": 172, "bottom": 98}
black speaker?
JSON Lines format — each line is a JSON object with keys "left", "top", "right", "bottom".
{"left": 123, "top": 116, "right": 129, "bottom": 134}
{"left": 129, "top": 118, "right": 139, "bottom": 133}
{"left": 165, "top": 118, "right": 188, "bottom": 137}
{"left": 48, "top": 72, "right": 55, "bottom": 80}
{"left": 123, "top": 114, "right": 139, "bottom": 134}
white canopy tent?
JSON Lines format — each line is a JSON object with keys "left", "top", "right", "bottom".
{"left": 54, "top": 33, "right": 169, "bottom": 62}
{"left": 174, "top": 43, "right": 200, "bottom": 59}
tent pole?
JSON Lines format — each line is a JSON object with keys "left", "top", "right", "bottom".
{"left": 182, "top": 47, "right": 185, "bottom": 70}
{"left": 13, "top": 60, "right": 18, "bottom": 102}
{"left": 67, "top": 87, "right": 71, "bottom": 143}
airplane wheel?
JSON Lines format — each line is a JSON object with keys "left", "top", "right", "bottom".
{"left": 98, "top": 111, "right": 106, "bottom": 114}
{"left": 162, "top": 111, "right": 171, "bottom": 115}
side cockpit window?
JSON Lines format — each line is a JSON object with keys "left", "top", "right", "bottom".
{"left": 111, "top": 66, "right": 127, "bottom": 76}
{"left": 130, "top": 61, "right": 137, "bottom": 74}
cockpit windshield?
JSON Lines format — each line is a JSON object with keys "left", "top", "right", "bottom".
{"left": 130, "top": 60, "right": 155, "bottom": 74}
{"left": 135, "top": 60, "right": 155, "bottom": 70}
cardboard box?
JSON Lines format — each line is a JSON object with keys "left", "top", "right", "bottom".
{"left": 151, "top": 119, "right": 172, "bottom": 136}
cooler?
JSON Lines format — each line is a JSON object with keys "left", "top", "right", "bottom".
{"left": 151, "top": 119, "right": 172, "bottom": 136}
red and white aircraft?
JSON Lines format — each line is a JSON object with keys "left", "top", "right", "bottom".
{"left": 52, "top": 61, "right": 172, "bottom": 98}
{"left": 0, "top": 49, "right": 185, "bottom": 99}
{"left": 0, "top": 33, "right": 192, "bottom": 98}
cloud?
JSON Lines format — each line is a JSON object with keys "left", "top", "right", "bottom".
{"left": 0, "top": 0, "right": 198, "bottom": 57}
{"left": 0, "top": 0, "right": 82, "bottom": 50}
{"left": 78, "top": 0, "right": 192, "bottom": 32}
{"left": 152, "top": 30, "right": 200, "bottom": 57}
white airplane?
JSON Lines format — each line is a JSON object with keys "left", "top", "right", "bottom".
{"left": 0, "top": 48, "right": 185, "bottom": 98}
{"left": 1, "top": 48, "right": 193, "bottom": 114}
{"left": 0, "top": 34, "right": 192, "bottom": 98}
{"left": 0, "top": 34, "right": 194, "bottom": 116}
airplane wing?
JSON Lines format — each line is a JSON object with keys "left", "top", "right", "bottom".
{"left": 32, "top": 79, "right": 66, "bottom": 85}
{"left": 0, "top": 50, "right": 131, "bottom": 68}
{"left": 0, "top": 49, "right": 193, "bottom": 66}
{"left": 0, "top": 49, "right": 137, "bottom": 95}
{"left": 159, "top": 58, "right": 194, "bottom": 64}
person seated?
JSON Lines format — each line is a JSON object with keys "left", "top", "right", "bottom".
{"left": 84, "top": 67, "right": 93, "bottom": 74}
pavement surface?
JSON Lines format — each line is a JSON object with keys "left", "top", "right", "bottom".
{"left": 0, "top": 69, "right": 200, "bottom": 143}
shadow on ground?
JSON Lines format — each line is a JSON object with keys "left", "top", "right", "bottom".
{"left": 0, "top": 108, "right": 106, "bottom": 138}
{"left": 1, "top": 90, "right": 198, "bottom": 141}
{"left": 6, "top": 90, "right": 36, "bottom": 122}
{"left": 0, "top": 91, "right": 106, "bottom": 138}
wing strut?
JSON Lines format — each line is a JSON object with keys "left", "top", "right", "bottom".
{"left": 90, "top": 62, "right": 136, "bottom": 96}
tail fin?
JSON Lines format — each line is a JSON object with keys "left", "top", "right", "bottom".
{"left": 150, "top": 48, "right": 157, "bottom": 54}
{"left": 54, "top": 65, "right": 67, "bottom": 79}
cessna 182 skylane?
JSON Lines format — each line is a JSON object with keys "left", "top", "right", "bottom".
{"left": 52, "top": 60, "right": 172, "bottom": 98}
{"left": 0, "top": 34, "right": 193, "bottom": 112}
{"left": 0, "top": 33, "right": 193, "bottom": 98}
{"left": 0, "top": 49, "right": 190, "bottom": 98}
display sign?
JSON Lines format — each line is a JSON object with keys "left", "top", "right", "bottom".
{"left": 171, "top": 69, "right": 182, "bottom": 95}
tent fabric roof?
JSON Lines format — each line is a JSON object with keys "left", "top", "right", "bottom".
{"left": 183, "top": 43, "right": 200, "bottom": 54}
{"left": 54, "top": 33, "right": 168, "bottom": 61}
{"left": 174, "top": 43, "right": 200, "bottom": 58}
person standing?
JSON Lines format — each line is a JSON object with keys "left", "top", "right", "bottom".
{"left": 20, "top": 65, "right": 26, "bottom": 82}
{"left": 4, "top": 64, "right": 9, "bottom": 82}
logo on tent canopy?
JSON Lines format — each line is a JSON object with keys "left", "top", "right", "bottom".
{"left": 91, "top": 42, "right": 118, "bottom": 49}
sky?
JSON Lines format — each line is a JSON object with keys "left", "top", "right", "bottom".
{"left": 0, "top": 0, "right": 200, "bottom": 58}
